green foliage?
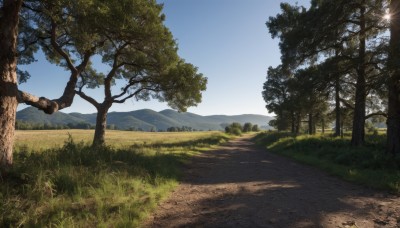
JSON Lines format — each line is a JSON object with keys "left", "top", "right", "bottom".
{"left": 265, "top": 0, "right": 388, "bottom": 145}
{"left": 1, "top": 131, "right": 230, "bottom": 227}
{"left": 224, "top": 122, "right": 262, "bottom": 135}
{"left": 62, "top": 0, "right": 208, "bottom": 114}
{"left": 161, "top": 62, "right": 208, "bottom": 112}
{"left": 16, "top": 120, "right": 94, "bottom": 130}
{"left": 254, "top": 132, "right": 400, "bottom": 192}
{"left": 242, "top": 122, "right": 253, "bottom": 133}
{"left": 251, "top": 124, "right": 260, "bottom": 132}
{"left": 166, "top": 126, "right": 195, "bottom": 132}
{"left": 225, "top": 122, "right": 243, "bottom": 136}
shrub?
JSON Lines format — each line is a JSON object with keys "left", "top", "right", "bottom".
{"left": 225, "top": 122, "right": 243, "bottom": 135}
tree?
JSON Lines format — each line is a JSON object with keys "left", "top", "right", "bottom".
{"left": 267, "top": 0, "right": 387, "bottom": 146}
{"left": 262, "top": 65, "right": 294, "bottom": 132}
{"left": 0, "top": 0, "right": 23, "bottom": 169}
{"left": 74, "top": 0, "right": 207, "bottom": 145}
{"left": 291, "top": 66, "right": 330, "bottom": 135}
{"left": 251, "top": 124, "right": 260, "bottom": 132}
{"left": 243, "top": 122, "right": 253, "bottom": 132}
{"left": 2, "top": 0, "right": 165, "bottom": 169}
{"left": 225, "top": 122, "right": 243, "bottom": 136}
{"left": 386, "top": 0, "right": 400, "bottom": 155}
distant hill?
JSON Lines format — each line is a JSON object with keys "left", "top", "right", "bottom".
{"left": 17, "top": 107, "right": 88, "bottom": 125}
{"left": 16, "top": 107, "right": 273, "bottom": 131}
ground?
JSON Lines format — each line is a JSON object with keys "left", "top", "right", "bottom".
{"left": 143, "top": 135, "right": 400, "bottom": 228}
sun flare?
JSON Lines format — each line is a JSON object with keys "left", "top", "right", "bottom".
{"left": 384, "top": 13, "right": 391, "bottom": 21}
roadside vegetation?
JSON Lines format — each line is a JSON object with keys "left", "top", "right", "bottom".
{"left": 1, "top": 130, "right": 230, "bottom": 227}
{"left": 224, "top": 122, "right": 260, "bottom": 136}
{"left": 254, "top": 131, "right": 400, "bottom": 193}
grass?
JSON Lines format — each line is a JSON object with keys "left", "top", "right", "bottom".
{"left": 254, "top": 132, "right": 400, "bottom": 193}
{"left": 14, "top": 130, "right": 224, "bottom": 151}
{"left": 2, "top": 130, "right": 231, "bottom": 227}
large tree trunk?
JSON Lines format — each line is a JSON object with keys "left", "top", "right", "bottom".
{"left": 93, "top": 104, "right": 111, "bottom": 146}
{"left": 0, "top": 0, "right": 23, "bottom": 169}
{"left": 291, "top": 111, "right": 295, "bottom": 133}
{"left": 295, "top": 112, "right": 301, "bottom": 134}
{"left": 334, "top": 76, "right": 341, "bottom": 137}
{"left": 386, "top": 0, "right": 400, "bottom": 155}
{"left": 351, "top": 3, "right": 366, "bottom": 147}
{"left": 308, "top": 113, "right": 314, "bottom": 135}
{"left": 340, "top": 113, "right": 345, "bottom": 138}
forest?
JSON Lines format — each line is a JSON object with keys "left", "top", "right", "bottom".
{"left": 263, "top": 0, "right": 400, "bottom": 154}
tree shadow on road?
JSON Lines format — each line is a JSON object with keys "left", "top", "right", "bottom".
{"left": 150, "top": 136, "right": 400, "bottom": 227}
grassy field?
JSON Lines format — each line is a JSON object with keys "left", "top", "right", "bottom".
{"left": 2, "top": 130, "right": 231, "bottom": 227}
{"left": 14, "top": 130, "right": 225, "bottom": 151}
{"left": 254, "top": 132, "right": 400, "bottom": 193}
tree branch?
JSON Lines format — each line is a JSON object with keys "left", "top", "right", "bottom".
{"left": 113, "top": 86, "right": 161, "bottom": 104}
{"left": 339, "top": 98, "right": 355, "bottom": 110}
{"left": 50, "top": 19, "right": 77, "bottom": 73}
{"left": 17, "top": 87, "right": 74, "bottom": 114}
{"left": 75, "top": 90, "right": 100, "bottom": 108}
{"left": 365, "top": 111, "right": 387, "bottom": 119}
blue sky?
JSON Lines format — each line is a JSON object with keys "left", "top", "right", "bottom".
{"left": 18, "top": 0, "right": 309, "bottom": 116}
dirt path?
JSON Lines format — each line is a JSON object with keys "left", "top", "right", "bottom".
{"left": 144, "top": 135, "right": 400, "bottom": 228}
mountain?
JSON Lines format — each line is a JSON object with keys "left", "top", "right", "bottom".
{"left": 17, "top": 107, "right": 88, "bottom": 125}
{"left": 16, "top": 107, "right": 273, "bottom": 131}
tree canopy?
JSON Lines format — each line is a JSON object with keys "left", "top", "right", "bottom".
{"left": 0, "top": 0, "right": 207, "bottom": 168}
{"left": 264, "top": 0, "right": 397, "bottom": 153}
{"left": 69, "top": 0, "right": 207, "bottom": 145}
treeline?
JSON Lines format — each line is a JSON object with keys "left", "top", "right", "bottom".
{"left": 15, "top": 121, "right": 94, "bottom": 130}
{"left": 166, "top": 126, "right": 198, "bottom": 132}
{"left": 15, "top": 121, "right": 123, "bottom": 131}
{"left": 263, "top": 0, "right": 400, "bottom": 154}
{"left": 15, "top": 121, "right": 208, "bottom": 132}
{"left": 224, "top": 122, "right": 260, "bottom": 135}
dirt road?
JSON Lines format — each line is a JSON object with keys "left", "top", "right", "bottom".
{"left": 144, "top": 135, "right": 400, "bottom": 227}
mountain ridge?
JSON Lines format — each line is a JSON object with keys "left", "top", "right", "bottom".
{"left": 16, "top": 107, "right": 273, "bottom": 131}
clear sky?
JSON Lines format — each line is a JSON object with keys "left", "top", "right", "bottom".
{"left": 18, "top": 0, "right": 309, "bottom": 116}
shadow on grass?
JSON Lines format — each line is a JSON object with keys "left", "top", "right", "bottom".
{"left": 129, "top": 134, "right": 231, "bottom": 150}
{"left": 1, "top": 134, "right": 228, "bottom": 227}
{"left": 252, "top": 132, "right": 400, "bottom": 191}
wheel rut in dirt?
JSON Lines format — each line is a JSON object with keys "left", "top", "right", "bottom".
{"left": 144, "top": 135, "right": 400, "bottom": 228}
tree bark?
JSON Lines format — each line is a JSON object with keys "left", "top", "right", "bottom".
{"left": 0, "top": 0, "right": 23, "bottom": 169}
{"left": 308, "top": 113, "right": 314, "bottom": 135}
{"left": 291, "top": 111, "right": 295, "bottom": 133}
{"left": 340, "top": 113, "right": 344, "bottom": 138}
{"left": 295, "top": 112, "right": 301, "bottom": 134}
{"left": 17, "top": 72, "right": 78, "bottom": 114}
{"left": 93, "top": 104, "right": 111, "bottom": 146}
{"left": 334, "top": 76, "right": 341, "bottom": 137}
{"left": 351, "top": 3, "right": 366, "bottom": 147}
{"left": 386, "top": 0, "right": 400, "bottom": 155}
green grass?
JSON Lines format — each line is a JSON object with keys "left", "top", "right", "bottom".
{"left": 254, "top": 132, "right": 400, "bottom": 193}
{"left": 2, "top": 130, "right": 231, "bottom": 227}
{"left": 14, "top": 130, "right": 225, "bottom": 151}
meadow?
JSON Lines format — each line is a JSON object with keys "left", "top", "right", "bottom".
{"left": 254, "top": 131, "right": 400, "bottom": 193}
{"left": 2, "top": 130, "right": 231, "bottom": 227}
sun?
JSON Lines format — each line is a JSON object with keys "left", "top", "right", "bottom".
{"left": 384, "top": 13, "right": 391, "bottom": 21}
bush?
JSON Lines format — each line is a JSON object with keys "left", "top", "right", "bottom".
{"left": 225, "top": 122, "right": 243, "bottom": 135}
{"left": 243, "top": 123, "right": 253, "bottom": 132}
